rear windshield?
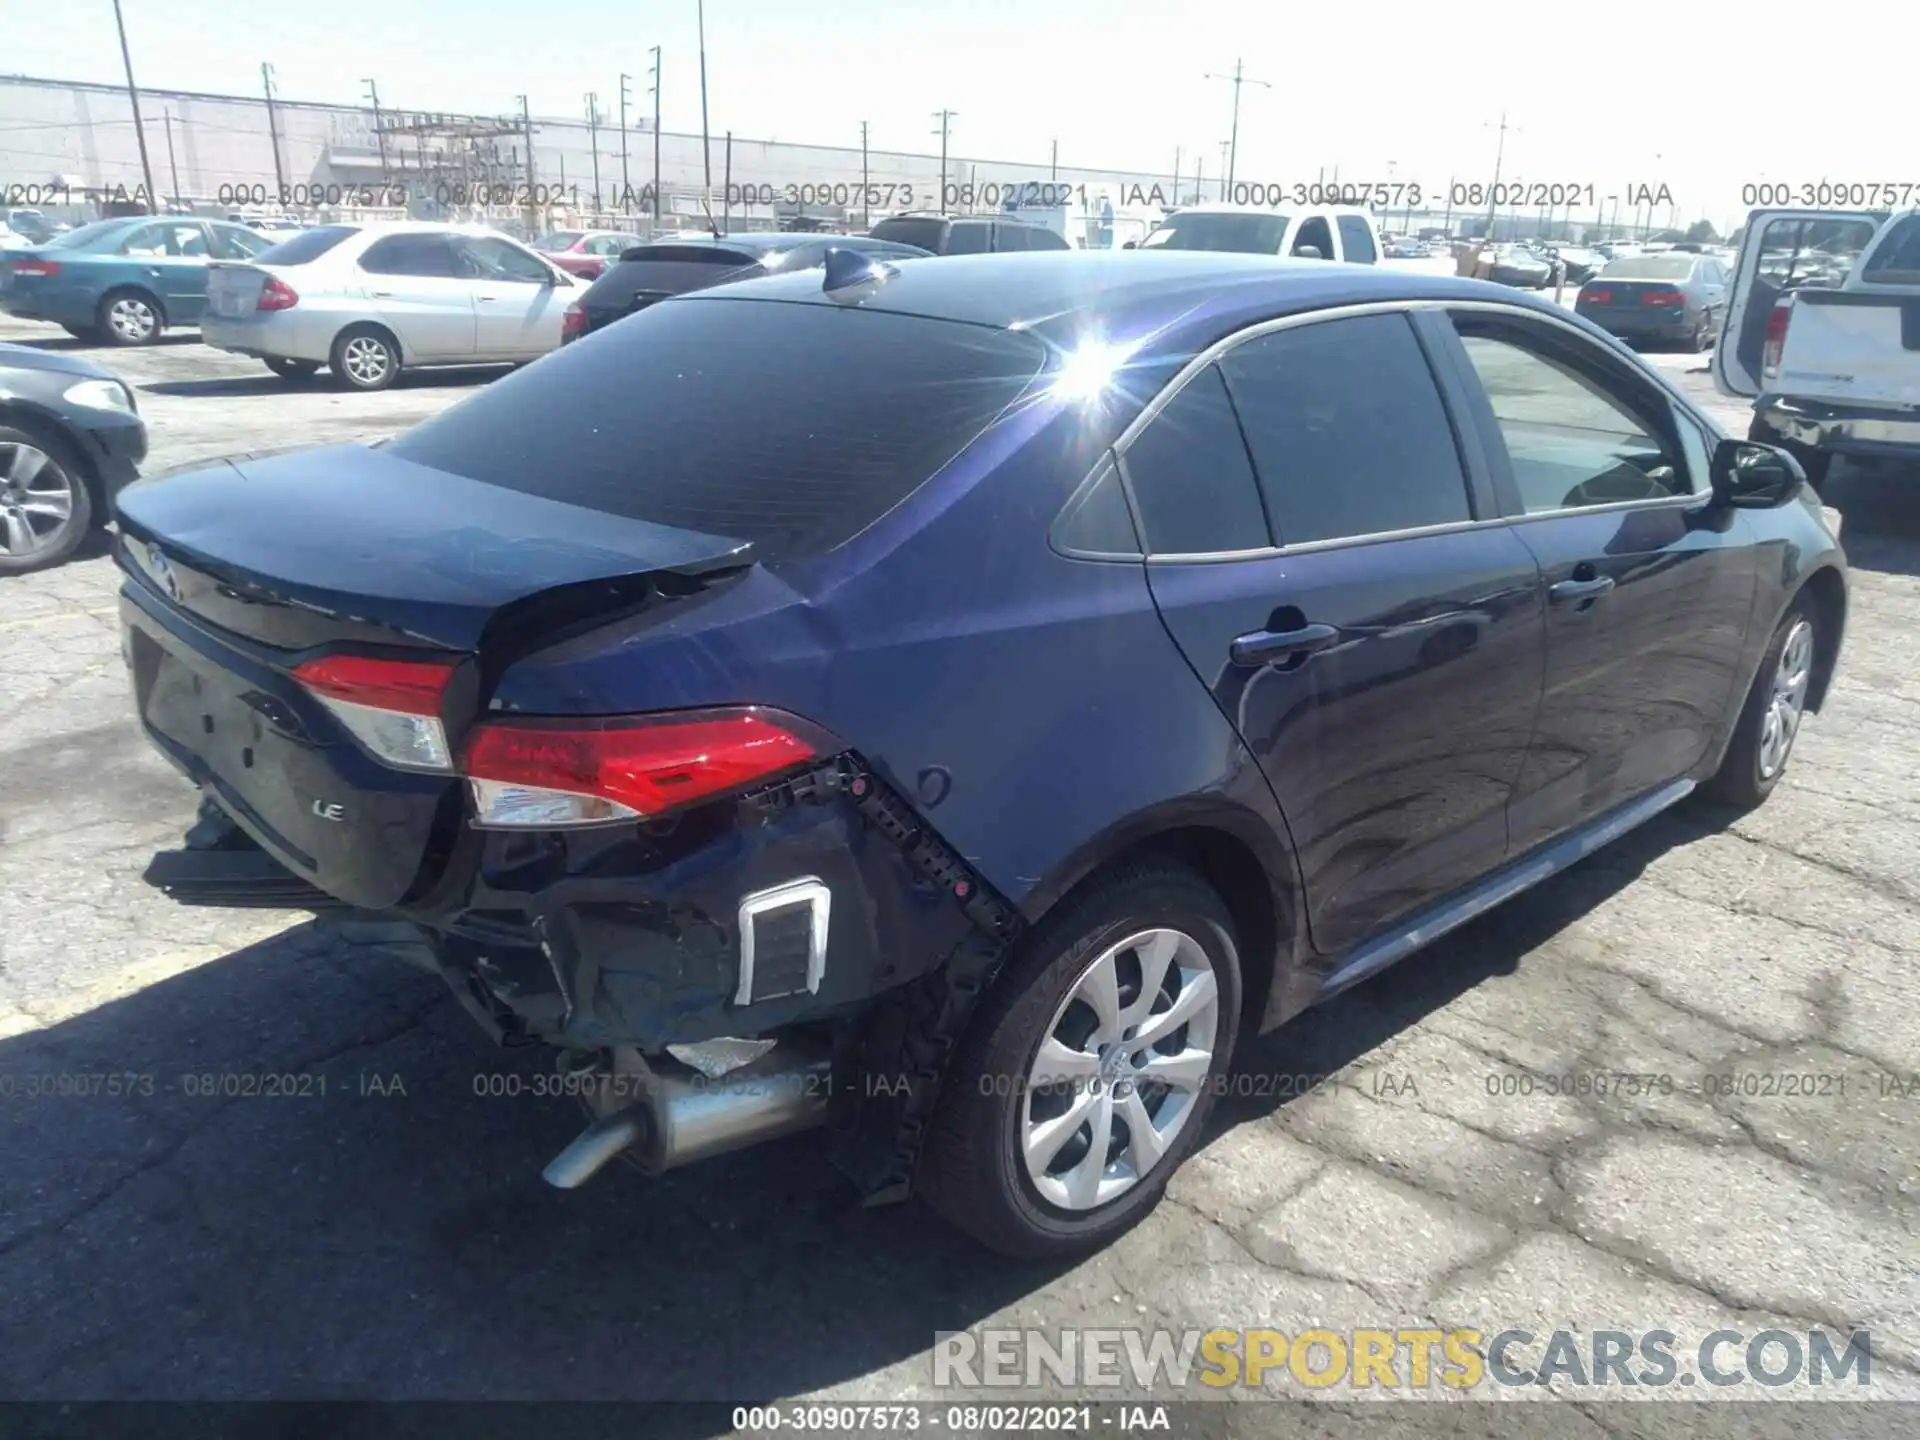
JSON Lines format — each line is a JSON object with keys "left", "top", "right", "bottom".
{"left": 387, "top": 298, "right": 1049, "bottom": 561}
{"left": 256, "top": 226, "right": 360, "bottom": 265}
{"left": 622, "top": 244, "right": 759, "bottom": 266}
{"left": 1142, "top": 213, "right": 1289, "bottom": 254}
{"left": 1600, "top": 255, "right": 1695, "bottom": 280}
{"left": 868, "top": 218, "right": 948, "bottom": 251}
{"left": 1862, "top": 215, "right": 1920, "bottom": 285}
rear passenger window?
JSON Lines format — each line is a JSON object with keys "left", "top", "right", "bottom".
{"left": 360, "top": 234, "right": 460, "bottom": 278}
{"left": 1292, "top": 216, "right": 1334, "bottom": 259}
{"left": 1120, "top": 366, "right": 1270, "bottom": 555}
{"left": 1335, "top": 216, "right": 1376, "bottom": 264}
{"left": 1026, "top": 226, "right": 1070, "bottom": 252}
{"left": 993, "top": 224, "right": 1029, "bottom": 253}
{"left": 946, "top": 222, "right": 991, "bottom": 255}
{"left": 1862, "top": 215, "right": 1920, "bottom": 285}
{"left": 1220, "top": 315, "right": 1471, "bottom": 544}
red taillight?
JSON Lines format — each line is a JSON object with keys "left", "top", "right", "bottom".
{"left": 13, "top": 259, "right": 60, "bottom": 277}
{"left": 293, "top": 654, "right": 456, "bottom": 714}
{"left": 256, "top": 275, "right": 300, "bottom": 311}
{"left": 462, "top": 708, "right": 818, "bottom": 829}
{"left": 1641, "top": 288, "right": 1685, "bottom": 306}
{"left": 293, "top": 654, "right": 459, "bottom": 772}
{"left": 561, "top": 302, "right": 586, "bottom": 340}
{"left": 1762, "top": 299, "right": 1793, "bottom": 377}
{"left": 1583, "top": 288, "right": 1612, "bottom": 305}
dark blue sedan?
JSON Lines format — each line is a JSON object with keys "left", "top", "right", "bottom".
{"left": 0, "top": 216, "right": 275, "bottom": 344}
{"left": 117, "top": 251, "right": 1844, "bottom": 1256}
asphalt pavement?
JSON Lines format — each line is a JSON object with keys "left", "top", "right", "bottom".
{"left": 1, "top": 315, "right": 1917, "bottom": 1428}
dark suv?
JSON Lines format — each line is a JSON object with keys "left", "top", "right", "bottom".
{"left": 122, "top": 253, "right": 1844, "bottom": 1259}
{"left": 564, "top": 232, "right": 930, "bottom": 342}
{"left": 868, "top": 212, "right": 1073, "bottom": 255}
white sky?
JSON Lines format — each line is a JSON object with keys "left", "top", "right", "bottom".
{"left": 6, "top": 0, "right": 1904, "bottom": 232}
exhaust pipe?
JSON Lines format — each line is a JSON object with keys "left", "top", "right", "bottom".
{"left": 542, "top": 1042, "right": 832, "bottom": 1189}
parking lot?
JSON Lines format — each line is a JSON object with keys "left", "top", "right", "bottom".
{"left": 3, "top": 311, "right": 1918, "bottom": 1421}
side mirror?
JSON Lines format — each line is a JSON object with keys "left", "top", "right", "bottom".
{"left": 1294, "top": 244, "right": 1324, "bottom": 259}
{"left": 1121, "top": 240, "right": 1137, "bottom": 250}
{"left": 1710, "top": 439, "right": 1805, "bottom": 508}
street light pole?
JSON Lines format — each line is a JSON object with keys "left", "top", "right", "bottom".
{"left": 1204, "top": 59, "right": 1271, "bottom": 198}
{"left": 860, "top": 120, "right": 870, "bottom": 229}
{"left": 162, "top": 111, "right": 182, "bottom": 208}
{"left": 1483, "top": 111, "right": 1512, "bottom": 241}
{"left": 111, "top": 0, "right": 159, "bottom": 213}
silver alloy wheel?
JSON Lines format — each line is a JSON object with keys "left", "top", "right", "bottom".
{"left": 1021, "top": 927, "right": 1220, "bottom": 1211}
{"left": 0, "top": 441, "right": 74, "bottom": 556}
{"left": 341, "top": 335, "right": 393, "bottom": 386}
{"left": 107, "top": 295, "right": 157, "bottom": 343}
{"left": 1757, "top": 617, "right": 1814, "bottom": 780}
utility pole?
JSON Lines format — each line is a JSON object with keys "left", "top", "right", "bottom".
{"left": 1204, "top": 59, "right": 1270, "bottom": 197}
{"left": 1050, "top": 138, "right": 1058, "bottom": 182}
{"left": 1483, "top": 112, "right": 1513, "bottom": 240}
{"left": 722, "top": 130, "right": 732, "bottom": 230}
{"left": 111, "top": 0, "right": 159, "bottom": 213}
{"left": 1194, "top": 155, "right": 1205, "bottom": 209}
{"left": 585, "top": 93, "right": 601, "bottom": 212}
{"left": 697, "top": 0, "right": 713, "bottom": 203}
{"left": 618, "top": 74, "right": 634, "bottom": 213}
{"left": 162, "top": 112, "right": 182, "bottom": 208}
{"left": 860, "top": 120, "right": 871, "bottom": 229}
{"left": 518, "top": 95, "right": 535, "bottom": 228}
{"left": 1217, "top": 140, "right": 1230, "bottom": 200}
{"left": 261, "top": 63, "right": 288, "bottom": 204}
{"left": 363, "top": 79, "right": 389, "bottom": 185}
{"left": 1172, "top": 146, "right": 1181, "bottom": 207}
{"left": 932, "top": 110, "right": 955, "bottom": 210}
{"left": 647, "top": 47, "right": 662, "bottom": 227}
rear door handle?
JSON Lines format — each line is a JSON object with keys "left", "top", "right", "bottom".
{"left": 368, "top": 290, "right": 394, "bottom": 298}
{"left": 1230, "top": 623, "right": 1340, "bottom": 667}
{"left": 1549, "top": 576, "right": 1615, "bottom": 604}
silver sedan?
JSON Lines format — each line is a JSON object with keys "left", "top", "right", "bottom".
{"left": 200, "top": 221, "right": 583, "bottom": 390}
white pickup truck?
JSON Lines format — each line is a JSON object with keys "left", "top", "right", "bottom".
{"left": 1714, "top": 207, "right": 1920, "bottom": 491}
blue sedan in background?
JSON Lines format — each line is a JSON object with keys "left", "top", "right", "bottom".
{"left": 0, "top": 216, "right": 276, "bottom": 345}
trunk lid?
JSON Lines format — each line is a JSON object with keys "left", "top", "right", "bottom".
{"left": 204, "top": 262, "right": 271, "bottom": 318}
{"left": 114, "top": 445, "right": 753, "bottom": 651}
{"left": 115, "top": 446, "right": 755, "bottom": 911}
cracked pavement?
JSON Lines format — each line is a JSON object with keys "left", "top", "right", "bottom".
{"left": 1, "top": 319, "right": 1916, "bottom": 1429}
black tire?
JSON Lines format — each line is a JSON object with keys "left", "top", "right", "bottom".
{"left": 62, "top": 324, "right": 98, "bottom": 342}
{"left": 917, "top": 862, "right": 1243, "bottom": 1259}
{"left": 330, "top": 325, "right": 401, "bottom": 392}
{"left": 265, "top": 357, "right": 320, "bottom": 382}
{"left": 1701, "top": 596, "right": 1819, "bottom": 809}
{"left": 1687, "top": 313, "right": 1712, "bottom": 352}
{"left": 0, "top": 420, "right": 96, "bottom": 576}
{"left": 95, "top": 288, "right": 164, "bottom": 347}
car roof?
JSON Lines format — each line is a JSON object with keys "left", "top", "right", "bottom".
{"left": 675, "top": 250, "right": 1567, "bottom": 358}
{"left": 1167, "top": 204, "right": 1375, "bottom": 219}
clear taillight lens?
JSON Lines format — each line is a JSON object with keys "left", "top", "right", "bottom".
{"left": 292, "top": 654, "right": 458, "bottom": 773}
{"left": 1762, "top": 299, "right": 1793, "bottom": 378}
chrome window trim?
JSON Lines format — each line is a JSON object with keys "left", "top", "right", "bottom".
{"left": 1078, "top": 295, "right": 1720, "bottom": 565}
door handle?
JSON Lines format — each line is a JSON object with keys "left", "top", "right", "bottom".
{"left": 1230, "top": 623, "right": 1340, "bottom": 667}
{"left": 1549, "top": 576, "right": 1615, "bottom": 604}
{"left": 476, "top": 295, "right": 497, "bottom": 303}
{"left": 368, "top": 290, "right": 394, "bottom": 298}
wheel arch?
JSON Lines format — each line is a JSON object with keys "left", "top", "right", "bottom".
{"left": 1015, "top": 799, "right": 1302, "bottom": 1037}
{"left": 1797, "top": 563, "right": 1846, "bottom": 713}
{"left": 0, "top": 400, "right": 104, "bottom": 522}
{"left": 331, "top": 319, "right": 406, "bottom": 366}
{"left": 97, "top": 283, "right": 168, "bottom": 330}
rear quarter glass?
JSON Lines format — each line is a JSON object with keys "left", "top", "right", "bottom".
{"left": 386, "top": 298, "right": 1050, "bottom": 562}
{"left": 254, "top": 226, "right": 361, "bottom": 265}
